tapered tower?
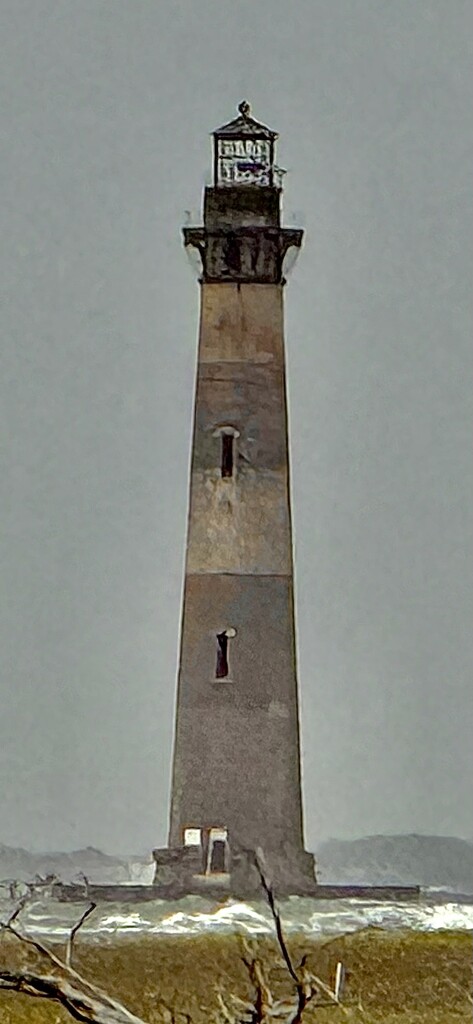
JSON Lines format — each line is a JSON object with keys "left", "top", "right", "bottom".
{"left": 154, "top": 104, "right": 316, "bottom": 895}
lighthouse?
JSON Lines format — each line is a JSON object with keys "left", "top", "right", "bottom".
{"left": 154, "top": 103, "right": 316, "bottom": 895}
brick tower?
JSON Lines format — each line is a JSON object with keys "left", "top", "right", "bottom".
{"left": 154, "top": 103, "right": 316, "bottom": 895}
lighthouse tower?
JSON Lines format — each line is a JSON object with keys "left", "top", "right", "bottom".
{"left": 154, "top": 103, "right": 316, "bottom": 895}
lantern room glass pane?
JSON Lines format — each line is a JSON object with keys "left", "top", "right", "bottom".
{"left": 216, "top": 138, "right": 272, "bottom": 187}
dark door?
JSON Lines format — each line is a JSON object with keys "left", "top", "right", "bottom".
{"left": 210, "top": 839, "right": 226, "bottom": 873}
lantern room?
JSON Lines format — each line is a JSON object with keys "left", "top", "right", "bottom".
{"left": 212, "top": 101, "right": 283, "bottom": 188}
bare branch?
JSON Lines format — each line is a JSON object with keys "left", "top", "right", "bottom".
{"left": 6, "top": 919, "right": 86, "bottom": 977}
{"left": 65, "top": 902, "right": 97, "bottom": 967}
{"left": 254, "top": 851, "right": 298, "bottom": 986}
{"left": 76, "top": 871, "right": 91, "bottom": 897}
{"left": 254, "top": 849, "right": 351, "bottom": 1023}
{"left": 2, "top": 893, "right": 31, "bottom": 929}
{"left": 334, "top": 962, "right": 346, "bottom": 1002}
{"left": 0, "top": 969, "right": 148, "bottom": 1024}
{"left": 215, "top": 991, "right": 238, "bottom": 1024}
{"left": 1, "top": 910, "right": 150, "bottom": 1024}
{"left": 303, "top": 970, "right": 349, "bottom": 1014}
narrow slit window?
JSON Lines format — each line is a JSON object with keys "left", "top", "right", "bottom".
{"left": 216, "top": 631, "right": 229, "bottom": 678}
{"left": 215, "top": 627, "right": 236, "bottom": 680}
{"left": 221, "top": 433, "right": 234, "bottom": 478}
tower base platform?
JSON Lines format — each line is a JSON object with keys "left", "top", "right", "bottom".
{"left": 152, "top": 843, "right": 318, "bottom": 898}
{"left": 48, "top": 843, "right": 421, "bottom": 904}
{"left": 50, "top": 880, "right": 421, "bottom": 903}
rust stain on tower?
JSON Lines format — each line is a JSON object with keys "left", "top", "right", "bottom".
{"left": 154, "top": 103, "right": 316, "bottom": 896}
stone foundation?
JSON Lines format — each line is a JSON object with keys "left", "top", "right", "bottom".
{"left": 152, "top": 843, "right": 317, "bottom": 898}
{"left": 51, "top": 880, "right": 421, "bottom": 903}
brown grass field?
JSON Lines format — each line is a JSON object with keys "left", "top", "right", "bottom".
{"left": 0, "top": 928, "right": 472, "bottom": 1022}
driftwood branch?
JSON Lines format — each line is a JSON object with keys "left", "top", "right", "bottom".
{"left": 3, "top": 894, "right": 30, "bottom": 928}
{"left": 252, "top": 850, "right": 349, "bottom": 1023}
{"left": 254, "top": 851, "right": 299, "bottom": 985}
{"left": 0, "top": 898, "right": 149, "bottom": 1024}
{"left": 0, "top": 968, "right": 148, "bottom": 1024}
{"left": 65, "top": 901, "right": 97, "bottom": 967}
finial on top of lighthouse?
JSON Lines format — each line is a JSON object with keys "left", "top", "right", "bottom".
{"left": 238, "top": 100, "right": 251, "bottom": 117}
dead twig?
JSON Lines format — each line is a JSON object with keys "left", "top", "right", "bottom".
{"left": 0, "top": 968, "right": 148, "bottom": 1024}
{"left": 254, "top": 849, "right": 350, "bottom": 1023}
{"left": 65, "top": 901, "right": 97, "bottom": 967}
{"left": 254, "top": 851, "right": 298, "bottom": 987}
{"left": 0, "top": 898, "right": 149, "bottom": 1024}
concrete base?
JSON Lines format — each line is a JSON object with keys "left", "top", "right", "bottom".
{"left": 152, "top": 843, "right": 318, "bottom": 898}
{"left": 48, "top": 843, "right": 421, "bottom": 904}
{"left": 51, "top": 881, "right": 421, "bottom": 903}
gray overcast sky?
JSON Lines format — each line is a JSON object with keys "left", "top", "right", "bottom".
{"left": 1, "top": 0, "right": 472, "bottom": 856}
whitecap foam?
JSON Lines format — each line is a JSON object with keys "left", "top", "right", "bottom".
{"left": 2, "top": 894, "right": 472, "bottom": 939}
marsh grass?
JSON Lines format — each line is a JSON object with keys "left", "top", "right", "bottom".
{"left": 0, "top": 928, "right": 471, "bottom": 1022}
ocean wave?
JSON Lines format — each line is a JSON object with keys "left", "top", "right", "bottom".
{"left": 2, "top": 893, "right": 473, "bottom": 939}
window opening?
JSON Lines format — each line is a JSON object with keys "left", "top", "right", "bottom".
{"left": 216, "top": 631, "right": 229, "bottom": 678}
{"left": 222, "top": 232, "right": 241, "bottom": 274}
{"left": 221, "top": 433, "right": 234, "bottom": 478}
{"left": 183, "top": 828, "right": 202, "bottom": 847}
{"left": 213, "top": 426, "right": 239, "bottom": 478}
{"left": 215, "top": 627, "right": 236, "bottom": 679}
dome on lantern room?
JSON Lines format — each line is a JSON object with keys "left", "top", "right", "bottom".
{"left": 213, "top": 100, "right": 278, "bottom": 140}
{"left": 212, "top": 102, "right": 284, "bottom": 188}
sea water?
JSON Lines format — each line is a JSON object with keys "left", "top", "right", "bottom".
{"left": 2, "top": 890, "right": 472, "bottom": 940}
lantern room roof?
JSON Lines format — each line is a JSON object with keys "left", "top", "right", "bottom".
{"left": 213, "top": 101, "right": 278, "bottom": 140}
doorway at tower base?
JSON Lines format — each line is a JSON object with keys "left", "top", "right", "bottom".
{"left": 152, "top": 842, "right": 317, "bottom": 898}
